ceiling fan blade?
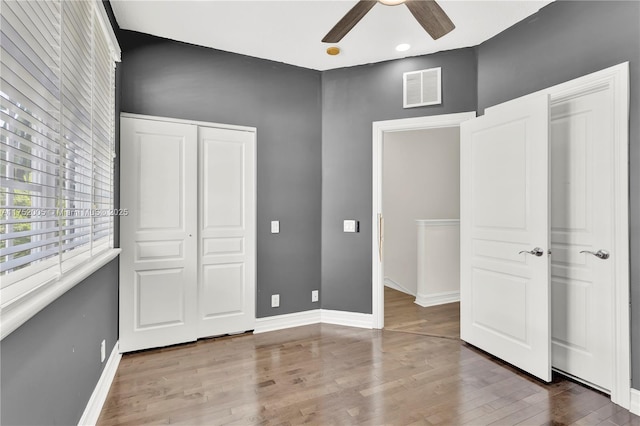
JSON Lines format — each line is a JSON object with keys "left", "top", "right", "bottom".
{"left": 405, "top": 0, "right": 455, "bottom": 40}
{"left": 322, "top": 0, "right": 377, "bottom": 43}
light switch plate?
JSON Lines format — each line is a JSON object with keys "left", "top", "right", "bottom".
{"left": 271, "top": 220, "right": 280, "bottom": 233}
{"left": 343, "top": 220, "right": 358, "bottom": 233}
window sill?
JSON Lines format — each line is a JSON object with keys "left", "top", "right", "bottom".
{"left": 1, "top": 248, "right": 121, "bottom": 340}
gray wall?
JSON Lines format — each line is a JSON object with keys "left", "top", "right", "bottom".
{"left": 117, "top": 31, "right": 323, "bottom": 317}
{"left": 475, "top": 0, "right": 640, "bottom": 388}
{"left": 321, "top": 50, "right": 477, "bottom": 313}
{"left": 0, "top": 259, "right": 119, "bottom": 426}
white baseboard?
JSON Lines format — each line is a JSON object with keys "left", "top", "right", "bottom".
{"left": 384, "top": 278, "right": 415, "bottom": 297}
{"left": 253, "top": 309, "right": 374, "bottom": 334}
{"left": 253, "top": 310, "right": 321, "bottom": 334}
{"left": 78, "top": 341, "right": 121, "bottom": 426}
{"left": 321, "top": 309, "right": 373, "bottom": 329}
{"left": 415, "top": 291, "right": 460, "bottom": 307}
{"left": 631, "top": 388, "right": 640, "bottom": 416}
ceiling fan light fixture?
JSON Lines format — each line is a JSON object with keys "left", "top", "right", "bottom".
{"left": 395, "top": 43, "right": 411, "bottom": 52}
{"left": 379, "top": 0, "right": 406, "bottom": 5}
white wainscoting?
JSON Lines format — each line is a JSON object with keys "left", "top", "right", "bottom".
{"left": 78, "top": 341, "right": 122, "bottom": 426}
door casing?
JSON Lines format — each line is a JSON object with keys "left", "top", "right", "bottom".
{"left": 371, "top": 112, "right": 476, "bottom": 330}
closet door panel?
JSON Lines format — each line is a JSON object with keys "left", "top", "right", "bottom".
{"left": 120, "top": 117, "right": 198, "bottom": 352}
{"left": 198, "top": 127, "right": 256, "bottom": 337}
{"left": 202, "top": 138, "right": 244, "bottom": 229}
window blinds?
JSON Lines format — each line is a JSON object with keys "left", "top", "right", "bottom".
{"left": 1, "top": 0, "right": 117, "bottom": 295}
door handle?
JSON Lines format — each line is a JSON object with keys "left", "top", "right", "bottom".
{"left": 519, "top": 247, "right": 544, "bottom": 257}
{"left": 580, "top": 249, "right": 610, "bottom": 260}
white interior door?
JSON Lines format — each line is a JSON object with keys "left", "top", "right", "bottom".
{"left": 460, "top": 94, "right": 551, "bottom": 382}
{"left": 549, "top": 87, "right": 614, "bottom": 391}
{"left": 198, "top": 126, "right": 256, "bottom": 337}
{"left": 119, "top": 117, "right": 198, "bottom": 353}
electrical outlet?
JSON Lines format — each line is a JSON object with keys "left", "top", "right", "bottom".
{"left": 100, "top": 339, "right": 106, "bottom": 363}
{"left": 271, "top": 220, "right": 280, "bottom": 233}
{"left": 312, "top": 290, "right": 319, "bottom": 302}
{"left": 271, "top": 294, "right": 280, "bottom": 308}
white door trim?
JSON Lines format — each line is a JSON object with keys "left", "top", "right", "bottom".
{"left": 371, "top": 112, "right": 476, "bottom": 329}
{"left": 485, "top": 62, "right": 630, "bottom": 409}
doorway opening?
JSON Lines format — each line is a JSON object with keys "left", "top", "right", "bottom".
{"left": 381, "top": 125, "right": 463, "bottom": 340}
{"left": 372, "top": 112, "right": 475, "bottom": 331}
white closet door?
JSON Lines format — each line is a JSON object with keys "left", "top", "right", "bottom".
{"left": 198, "top": 126, "right": 256, "bottom": 337}
{"left": 549, "top": 87, "right": 614, "bottom": 391}
{"left": 460, "top": 94, "right": 551, "bottom": 382}
{"left": 119, "top": 117, "right": 198, "bottom": 353}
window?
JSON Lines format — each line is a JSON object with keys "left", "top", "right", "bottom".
{"left": 1, "top": 0, "right": 120, "bottom": 336}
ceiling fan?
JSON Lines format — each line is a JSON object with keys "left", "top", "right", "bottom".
{"left": 322, "top": 0, "right": 455, "bottom": 43}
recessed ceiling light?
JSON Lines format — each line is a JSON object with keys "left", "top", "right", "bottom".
{"left": 395, "top": 43, "right": 411, "bottom": 52}
{"left": 326, "top": 46, "right": 341, "bottom": 56}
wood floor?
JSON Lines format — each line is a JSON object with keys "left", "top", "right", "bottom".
{"left": 98, "top": 292, "right": 639, "bottom": 426}
{"left": 384, "top": 287, "right": 459, "bottom": 339}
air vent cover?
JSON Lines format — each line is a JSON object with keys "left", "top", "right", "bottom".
{"left": 403, "top": 67, "right": 442, "bottom": 108}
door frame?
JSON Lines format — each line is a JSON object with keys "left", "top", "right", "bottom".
{"left": 484, "top": 62, "right": 630, "bottom": 408}
{"left": 371, "top": 62, "right": 630, "bottom": 409}
{"left": 371, "top": 112, "right": 476, "bottom": 329}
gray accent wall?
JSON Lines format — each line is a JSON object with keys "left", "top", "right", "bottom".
{"left": 320, "top": 51, "right": 477, "bottom": 313}
{"left": 0, "top": 259, "right": 119, "bottom": 426}
{"left": 475, "top": 0, "right": 640, "bottom": 388}
{"left": 117, "top": 30, "right": 323, "bottom": 317}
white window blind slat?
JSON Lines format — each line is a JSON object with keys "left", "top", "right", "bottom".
{"left": 1, "top": 101, "right": 59, "bottom": 143}
{"left": 0, "top": 59, "right": 60, "bottom": 118}
{"left": 1, "top": 19, "right": 61, "bottom": 98}
{"left": 1, "top": 140, "right": 60, "bottom": 172}
{"left": 2, "top": 113, "right": 60, "bottom": 156}
{"left": 1, "top": 9, "right": 59, "bottom": 75}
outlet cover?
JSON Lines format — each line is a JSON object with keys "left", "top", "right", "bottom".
{"left": 271, "top": 294, "right": 280, "bottom": 308}
{"left": 100, "top": 339, "right": 106, "bottom": 363}
{"left": 271, "top": 220, "right": 280, "bottom": 233}
{"left": 312, "top": 290, "right": 319, "bottom": 302}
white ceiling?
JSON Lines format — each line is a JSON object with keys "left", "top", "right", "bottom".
{"left": 110, "top": 0, "right": 554, "bottom": 71}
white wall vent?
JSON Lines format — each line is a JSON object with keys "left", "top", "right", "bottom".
{"left": 403, "top": 67, "right": 442, "bottom": 108}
